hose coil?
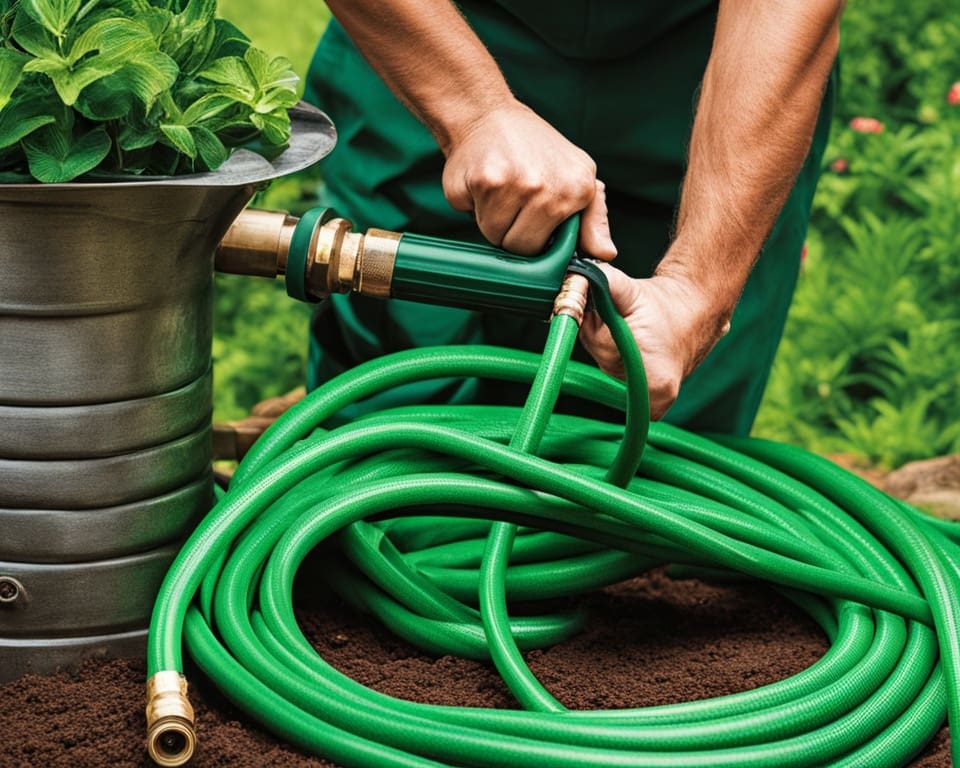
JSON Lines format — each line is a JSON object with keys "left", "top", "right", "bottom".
{"left": 147, "top": 272, "right": 960, "bottom": 767}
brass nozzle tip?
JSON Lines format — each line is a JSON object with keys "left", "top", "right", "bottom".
{"left": 146, "top": 671, "right": 196, "bottom": 767}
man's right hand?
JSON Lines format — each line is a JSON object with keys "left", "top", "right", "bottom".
{"left": 441, "top": 100, "right": 617, "bottom": 261}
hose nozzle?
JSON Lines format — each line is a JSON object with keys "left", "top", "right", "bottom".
{"left": 146, "top": 671, "right": 196, "bottom": 767}
{"left": 216, "top": 208, "right": 581, "bottom": 315}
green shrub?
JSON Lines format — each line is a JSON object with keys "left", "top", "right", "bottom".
{"left": 754, "top": 1, "right": 960, "bottom": 467}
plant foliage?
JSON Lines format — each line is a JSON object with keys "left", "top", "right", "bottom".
{"left": 0, "top": 0, "right": 299, "bottom": 182}
{"left": 754, "top": 0, "right": 960, "bottom": 468}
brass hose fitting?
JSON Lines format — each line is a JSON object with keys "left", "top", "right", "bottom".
{"left": 146, "top": 671, "right": 196, "bottom": 767}
{"left": 215, "top": 208, "right": 298, "bottom": 278}
{"left": 310, "top": 222, "right": 399, "bottom": 300}
{"left": 552, "top": 272, "right": 590, "bottom": 325}
{"left": 215, "top": 208, "right": 400, "bottom": 302}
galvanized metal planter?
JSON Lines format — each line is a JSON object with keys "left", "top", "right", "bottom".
{"left": 0, "top": 104, "right": 336, "bottom": 682}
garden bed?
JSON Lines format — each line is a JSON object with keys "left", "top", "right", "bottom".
{"left": 0, "top": 565, "right": 951, "bottom": 767}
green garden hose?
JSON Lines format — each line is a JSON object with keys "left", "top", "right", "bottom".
{"left": 146, "top": 267, "right": 960, "bottom": 768}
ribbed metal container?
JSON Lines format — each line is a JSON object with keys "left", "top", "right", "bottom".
{"left": 0, "top": 105, "right": 336, "bottom": 682}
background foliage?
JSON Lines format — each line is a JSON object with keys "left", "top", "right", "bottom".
{"left": 211, "top": 0, "right": 959, "bottom": 470}
{"left": 209, "top": 0, "right": 326, "bottom": 420}
{"left": 752, "top": 0, "right": 960, "bottom": 468}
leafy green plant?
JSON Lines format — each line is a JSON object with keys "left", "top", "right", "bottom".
{"left": 834, "top": 0, "right": 960, "bottom": 125}
{"left": 0, "top": 0, "right": 299, "bottom": 182}
{"left": 755, "top": 85, "right": 960, "bottom": 468}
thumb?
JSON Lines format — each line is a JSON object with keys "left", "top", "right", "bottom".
{"left": 578, "top": 180, "right": 617, "bottom": 261}
{"left": 592, "top": 261, "right": 641, "bottom": 316}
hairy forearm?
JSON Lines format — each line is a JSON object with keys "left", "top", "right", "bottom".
{"left": 658, "top": 0, "right": 842, "bottom": 341}
{"left": 324, "top": 0, "right": 512, "bottom": 153}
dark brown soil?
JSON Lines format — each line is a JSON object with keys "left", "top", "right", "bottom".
{"left": 0, "top": 569, "right": 950, "bottom": 767}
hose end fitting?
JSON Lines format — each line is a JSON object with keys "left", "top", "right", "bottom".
{"left": 146, "top": 671, "right": 196, "bottom": 767}
{"left": 310, "top": 220, "right": 399, "bottom": 300}
{"left": 215, "top": 208, "right": 298, "bottom": 278}
{"left": 553, "top": 272, "right": 590, "bottom": 325}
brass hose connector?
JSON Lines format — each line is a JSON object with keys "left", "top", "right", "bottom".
{"left": 309, "top": 220, "right": 399, "bottom": 300}
{"left": 215, "top": 208, "right": 298, "bottom": 278}
{"left": 215, "top": 208, "right": 400, "bottom": 302}
{"left": 146, "top": 671, "right": 196, "bottom": 767}
{"left": 552, "top": 272, "right": 590, "bottom": 325}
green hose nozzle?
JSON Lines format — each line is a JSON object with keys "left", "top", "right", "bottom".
{"left": 216, "top": 208, "right": 579, "bottom": 316}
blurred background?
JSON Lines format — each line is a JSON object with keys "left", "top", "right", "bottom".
{"left": 213, "top": 0, "right": 960, "bottom": 474}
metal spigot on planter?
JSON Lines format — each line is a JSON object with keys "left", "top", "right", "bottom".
{"left": 0, "top": 104, "right": 335, "bottom": 683}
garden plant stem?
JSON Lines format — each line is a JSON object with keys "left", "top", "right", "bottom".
{"left": 148, "top": 269, "right": 960, "bottom": 767}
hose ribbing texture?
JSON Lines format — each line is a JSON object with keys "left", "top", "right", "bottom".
{"left": 148, "top": 273, "right": 960, "bottom": 766}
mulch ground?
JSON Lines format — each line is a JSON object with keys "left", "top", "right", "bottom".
{"left": 0, "top": 567, "right": 951, "bottom": 767}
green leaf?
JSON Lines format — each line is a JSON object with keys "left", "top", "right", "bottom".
{"left": 11, "top": 6, "right": 60, "bottom": 58}
{"left": 23, "top": 0, "right": 81, "bottom": 38}
{"left": 24, "top": 18, "right": 176, "bottom": 106}
{"left": 0, "top": 49, "right": 30, "bottom": 111}
{"left": 0, "top": 99, "right": 57, "bottom": 149}
{"left": 180, "top": 0, "right": 216, "bottom": 30}
{"left": 198, "top": 55, "right": 256, "bottom": 101}
{"left": 73, "top": 72, "right": 135, "bottom": 120}
{"left": 22, "top": 121, "right": 111, "bottom": 181}
{"left": 244, "top": 47, "right": 298, "bottom": 94}
{"left": 192, "top": 124, "right": 226, "bottom": 169}
{"left": 160, "top": 122, "right": 196, "bottom": 159}
{"left": 109, "top": 51, "right": 178, "bottom": 108}
{"left": 207, "top": 18, "right": 250, "bottom": 60}
{"left": 250, "top": 109, "right": 290, "bottom": 146}
{"left": 181, "top": 92, "right": 236, "bottom": 126}
{"left": 74, "top": 0, "right": 104, "bottom": 24}
{"left": 68, "top": 18, "right": 161, "bottom": 66}
{"left": 24, "top": 53, "right": 117, "bottom": 106}
{"left": 118, "top": 117, "right": 160, "bottom": 151}
{"left": 170, "top": 0, "right": 217, "bottom": 63}
{"left": 133, "top": 4, "right": 175, "bottom": 42}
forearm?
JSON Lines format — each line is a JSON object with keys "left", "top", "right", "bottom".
{"left": 324, "top": 0, "right": 512, "bottom": 154}
{"left": 658, "top": 0, "right": 842, "bottom": 348}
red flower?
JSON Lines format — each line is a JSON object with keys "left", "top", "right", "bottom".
{"left": 800, "top": 244, "right": 808, "bottom": 264}
{"left": 849, "top": 116, "right": 884, "bottom": 134}
{"left": 829, "top": 157, "right": 849, "bottom": 174}
{"left": 948, "top": 82, "right": 960, "bottom": 106}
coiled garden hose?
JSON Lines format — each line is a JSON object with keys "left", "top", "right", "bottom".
{"left": 146, "top": 266, "right": 960, "bottom": 768}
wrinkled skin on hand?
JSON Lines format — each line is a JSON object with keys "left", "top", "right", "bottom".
{"left": 579, "top": 262, "right": 729, "bottom": 421}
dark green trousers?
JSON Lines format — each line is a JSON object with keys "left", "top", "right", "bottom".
{"left": 304, "top": 1, "right": 834, "bottom": 434}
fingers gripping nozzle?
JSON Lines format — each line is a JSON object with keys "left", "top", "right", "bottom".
{"left": 216, "top": 209, "right": 580, "bottom": 317}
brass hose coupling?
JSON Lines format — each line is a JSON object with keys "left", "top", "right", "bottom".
{"left": 215, "top": 208, "right": 399, "bottom": 302}
{"left": 552, "top": 272, "right": 590, "bottom": 326}
{"left": 145, "top": 671, "right": 196, "bottom": 767}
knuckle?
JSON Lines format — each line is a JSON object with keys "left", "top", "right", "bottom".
{"left": 467, "top": 161, "right": 511, "bottom": 193}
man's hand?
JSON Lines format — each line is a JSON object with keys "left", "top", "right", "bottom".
{"left": 441, "top": 100, "right": 616, "bottom": 260}
{"left": 579, "top": 262, "right": 729, "bottom": 420}
{"left": 325, "top": 0, "right": 615, "bottom": 262}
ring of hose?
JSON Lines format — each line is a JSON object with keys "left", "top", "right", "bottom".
{"left": 148, "top": 275, "right": 960, "bottom": 767}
